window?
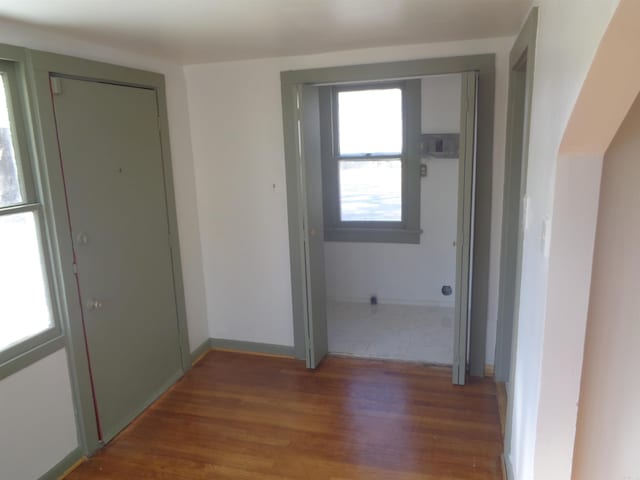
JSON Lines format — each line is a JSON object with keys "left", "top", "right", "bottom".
{"left": 321, "top": 81, "right": 422, "bottom": 243}
{"left": 0, "top": 59, "right": 58, "bottom": 367}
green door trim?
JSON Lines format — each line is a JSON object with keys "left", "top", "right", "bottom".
{"left": 18, "top": 48, "right": 191, "bottom": 455}
{"left": 0, "top": 44, "right": 69, "bottom": 382}
{"left": 453, "top": 71, "right": 479, "bottom": 385}
{"left": 281, "top": 54, "right": 495, "bottom": 378}
{"left": 498, "top": 8, "right": 539, "bottom": 475}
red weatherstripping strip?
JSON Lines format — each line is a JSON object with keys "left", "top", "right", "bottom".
{"left": 49, "top": 77, "right": 103, "bottom": 441}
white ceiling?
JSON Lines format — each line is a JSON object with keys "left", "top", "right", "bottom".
{"left": 0, "top": 0, "right": 531, "bottom": 64}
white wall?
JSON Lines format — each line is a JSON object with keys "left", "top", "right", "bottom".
{"left": 325, "top": 74, "right": 460, "bottom": 308}
{"left": 571, "top": 93, "right": 640, "bottom": 480}
{"left": 0, "top": 350, "right": 77, "bottom": 480}
{"left": 504, "top": 1, "right": 621, "bottom": 479}
{"left": 0, "top": 18, "right": 208, "bottom": 478}
{"left": 184, "top": 37, "right": 512, "bottom": 365}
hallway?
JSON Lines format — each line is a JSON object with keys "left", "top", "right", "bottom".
{"left": 66, "top": 350, "right": 502, "bottom": 479}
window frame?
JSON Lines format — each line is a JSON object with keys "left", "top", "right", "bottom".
{"left": 320, "top": 79, "right": 422, "bottom": 244}
{"left": 0, "top": 55, "right": 64, "bottom": 379}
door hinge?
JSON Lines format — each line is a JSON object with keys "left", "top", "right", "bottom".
{"left": 72, "top": 262, "right": 78, "bottom": 274}
{"left": 51, "top": 77, "right": 63, "bottom": 96}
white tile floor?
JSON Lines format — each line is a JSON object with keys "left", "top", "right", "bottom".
{"left": 327, "top": 301, "right": 454, "bottom": 365}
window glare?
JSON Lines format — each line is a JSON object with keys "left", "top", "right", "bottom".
{"left": 338, "top": 88, "right": 402, "bottom": 155}
{"left": 1, "top": 74, "right": 24, "bottom": 207}
{"left": 339, "top": 160, "right": 402, "bottom": 222}
{"left": 0, "top": 76, "right": 10, "bottom": 128}
{"left": 0, "top": 212, "right": 53, "bottom": 352}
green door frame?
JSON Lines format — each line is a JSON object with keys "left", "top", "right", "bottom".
{"left": 15, "top": 47, "right": 191, "bottom": 455}
{"left": 498, "top": 8, "right": 538, "bottom": 478}
{"left": 281, "top": 54, "right": 496, "bottom": 379}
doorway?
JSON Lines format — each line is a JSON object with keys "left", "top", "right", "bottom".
{"left": 50, "top": 75, "right": 185, "bottom": 443}
{"left": 282, "top": 56, "right": 496, "bottom": 385}
{"left": 323, "top": 74, "right": 462, "bottom": 366}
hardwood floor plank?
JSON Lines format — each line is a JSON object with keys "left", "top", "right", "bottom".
{"left": 65, "top": 351, "right": 502, "bottom": 479}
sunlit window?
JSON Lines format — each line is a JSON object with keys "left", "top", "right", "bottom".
{"left": 339, "top": 160, "right": 402, "bottom": 222}
{"left": 336, "top": 88, "right": 403, "bottom": 222}
{"left": 0, "top": 68, "right": 54, "bottom": 354}
{"left": 337, "top": 88, "right": 403, "bottom": 156}
{"left": 321, "top": 80, "right": 420, "bottom": 244}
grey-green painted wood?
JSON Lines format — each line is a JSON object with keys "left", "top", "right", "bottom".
{"left": 282, "top": 82, "right": 307, "bottom": 361}
{"left": 25, "top": 50, "right": 101, "bottom": 454}
{"left": 0, "top": 337, "right": 65, "bottom": 381}
{"left": 452, "top": 71, "right": 478, "bottom": 385}
{"left": 320, "top": 80, "right": 421, "bottom": 244}
{"left": 495, "top": 67, "right": 527, "bottom": 382}
{"left": 500, "top": 7, "right": 539, "bottom": 465}
{"left": 28, "top": 49, "right": 192, "bottom": 372}
{"left": 38, "top": 447, "right": 83, "bottom": 480}
{"left": 209, "top": 338, "right": 295, "bottom": 357}
{"left": 404, "top": 79, "right": 422, "bottom": 243}
{"left": 0, "top": 45, "right": 66, "bottom": 380}
{"left": 23, "top": 48, "right": 191, "bottom": 455}
{"left": 190, "top": 337, "right": 212, "bottom": 364}
{"left": 300, "top": 85, "right": 329, "bottom": 368}
{"left": 52, "top": 77, "right": 183, "bottom": 443}
{"left": 282, "top": 54, "right": 495, "bottom": 377}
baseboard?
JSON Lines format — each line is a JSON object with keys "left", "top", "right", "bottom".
{"left": 38, "top": 447, "right": 84, "bottom": 480}
{"left": 328, "top": 296, "right": 455, "bottom": 308}
{"left": 100, "top": 369, "right": 183, "bottom": 443}
{"left": 503, "top": 453, "right": 514, "bottom": 480}
{"left": 209, "top": 338, "right": 294, "bottom": 357}
{"left": 190, "top": 338, "right": 212, "bottom": 365}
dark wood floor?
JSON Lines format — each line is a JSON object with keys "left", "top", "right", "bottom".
{"left": 66, "top": 350, "right": 502, "bottom": 479}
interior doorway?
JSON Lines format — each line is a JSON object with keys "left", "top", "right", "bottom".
{"left": 323, "top": 74, "right": 462, "bottom": 366}
{"left": 51, "top": 76, "right": 184, "bottom": 443}
{"left": 282, "top": 56, "right": 495, "bottom": 385}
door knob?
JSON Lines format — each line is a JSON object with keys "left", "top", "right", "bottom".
{"left": 87, "top": 299, "right": 103, "bottom": 311}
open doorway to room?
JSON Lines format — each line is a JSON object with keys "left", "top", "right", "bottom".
{"left": 324, "top": 74, "right": 462, "bottom": 366}
{"left": 281, "top": 55, "right": 496, "bottom": 385}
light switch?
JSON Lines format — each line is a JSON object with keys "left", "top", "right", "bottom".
{"left": 541, "top": 216, "right": 552, "bottom": 258}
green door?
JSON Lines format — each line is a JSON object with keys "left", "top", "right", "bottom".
{"left": 299, "top": 85, "right": 328, "bottom": 368}
{"left": 52, "top": 77, "right": 182, "bottom": 442}
{"left": 453, "top": 71, "right": 479, "bottom": 385}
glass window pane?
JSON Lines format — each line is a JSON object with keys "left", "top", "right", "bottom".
{"left": 0, "top": 212, "right": 53, "bottom": 352}
{"left": 0, "top": 74, "right": 23, "bottom": 208}
{"left": 339, "top": 160, "right": 402, "bottom": 222}
{"left": 338, "top": 88, "right": 402, "bottom": 155}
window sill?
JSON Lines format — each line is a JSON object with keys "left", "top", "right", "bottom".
{"left": 0, "top": 335, "right": 66, "bottom": 381}
{"left": 324, "top": 227, "right": 421, "bottom": 244}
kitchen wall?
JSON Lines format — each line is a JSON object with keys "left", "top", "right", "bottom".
{"left": 324, "top": 74, "right": 460, "bottom": 308}
{"left": 184, "top": 36, "right": 512, "bottom": 364}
